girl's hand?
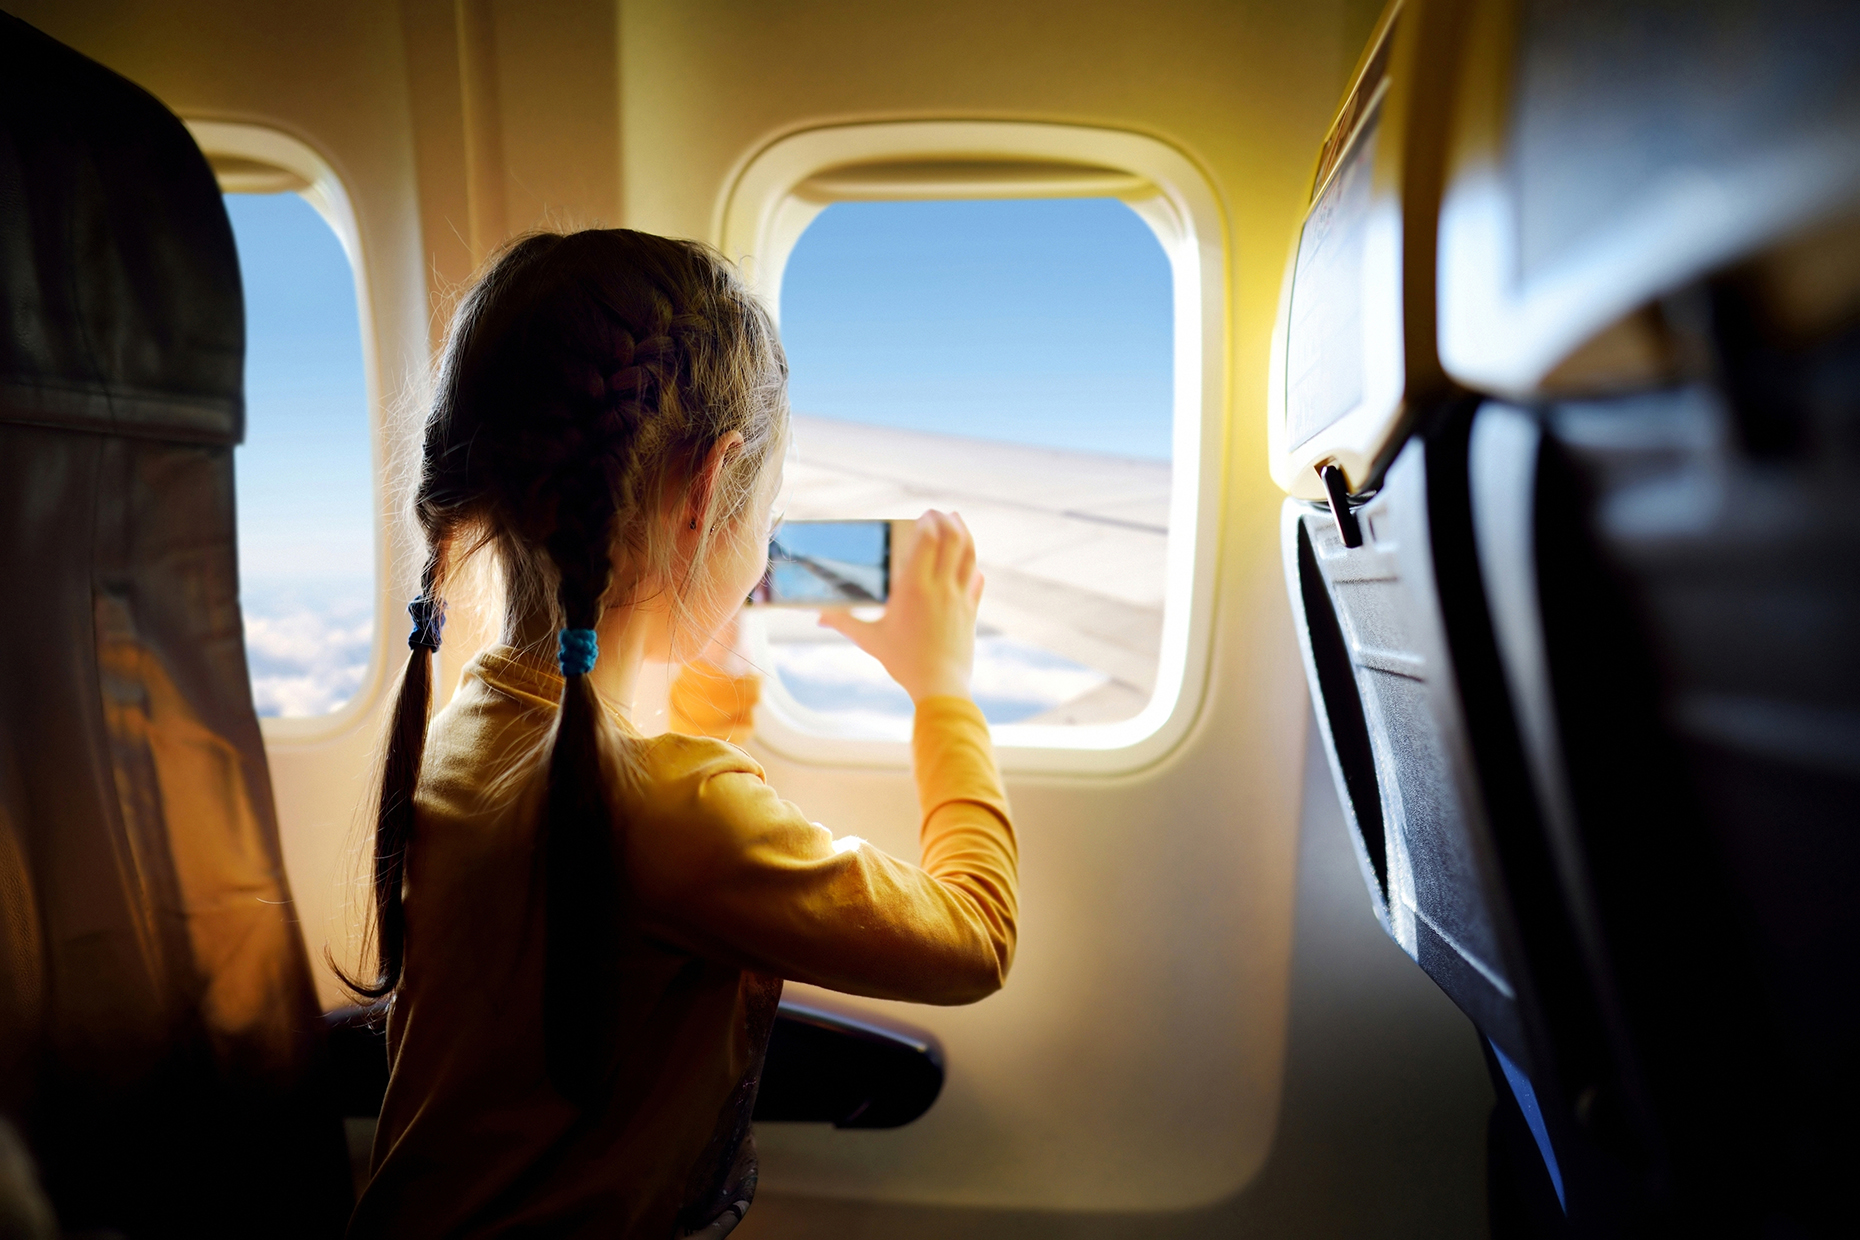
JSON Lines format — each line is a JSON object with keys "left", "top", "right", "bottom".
{"left": 818, "top": 510, "right": 984, "bottom": 703}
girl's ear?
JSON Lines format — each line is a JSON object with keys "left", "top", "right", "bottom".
{"left": 686, "top": 431, "right": 745, "bottom": 528}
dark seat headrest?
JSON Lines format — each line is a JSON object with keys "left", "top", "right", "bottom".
{"left": 0, "top": 10, "right": 242, "bottom": 446}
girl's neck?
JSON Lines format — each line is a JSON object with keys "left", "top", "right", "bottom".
{"left": 505, "top": 596, "right": 660, "bottom": 723}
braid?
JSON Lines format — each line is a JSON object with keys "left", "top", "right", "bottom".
{"left": 536, "top": 307, "right": 686, "bottom": 1103}
{"left": 334, "top": 541, "right": 447, "bottom": 999}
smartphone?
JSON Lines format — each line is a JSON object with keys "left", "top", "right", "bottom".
{"left": 749, "top": 519, "right": 894, "bottom": 606}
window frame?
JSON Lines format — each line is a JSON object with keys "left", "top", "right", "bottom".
{"left": 716, "top": 120, "right": 1229, "bottom": 775}
{"left": 186, "top": 120, "right": 388, "bottom": 741}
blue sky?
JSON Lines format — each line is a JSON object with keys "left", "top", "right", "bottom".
{"left": 226, "top": 192, "right": 373, "bottom": 588}
{"left": 780, "top": 199, "right": 1175, "bottom": 461}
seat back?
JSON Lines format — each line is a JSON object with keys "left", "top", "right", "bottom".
{"left": 1288, "top": 0, "right": 1860, "bottom": 1233}
{"left": 0, "top": 12, "right": 350, "bottom": 1234}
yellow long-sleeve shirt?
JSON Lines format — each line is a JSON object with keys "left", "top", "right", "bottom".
{"left": 348, "top": 646, "right": 1017, "bottom": 1238}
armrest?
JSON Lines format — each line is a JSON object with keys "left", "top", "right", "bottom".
{"left": 753, "top": 1000, "right": 945, "bottom": 1129}
{"left": 322, "top": 997, "right": 947, "bottom": 1130}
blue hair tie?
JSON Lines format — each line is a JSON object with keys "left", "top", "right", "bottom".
{"left": 558, "top": 628, "right": 599, "bottom": 676}
{"left": 407, "top": 596, "right": 446, "bottom": 652}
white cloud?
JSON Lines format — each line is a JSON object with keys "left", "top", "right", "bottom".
{"left": 251, "top": 666, "right": 367, "bottom": 718}
{"left": 240, "top": 580, "right": 374, "bottom": 719}
{"left": 972, "top": 637, "right": 1108, "bottom": 705}
{"left": 766, "top": 633, "right": 1108, "bottom": 725}
{"left": 245, "top": 612, "right": 373, "bottom": 667}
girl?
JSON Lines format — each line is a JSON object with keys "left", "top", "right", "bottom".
{"left": 344, "top": 230, "right": 1017, "bottom": 1238}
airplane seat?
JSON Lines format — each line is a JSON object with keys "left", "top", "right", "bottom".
{"left": 1461, "top": 258, "right": 1860, "bottom": 1234}
{"left": 1273, "top": 2, "right": 1617, "bottom": 1224}
{"left": 1444, "top": 2, "right": 1860, "bottom": 1232}
{"left": 1281, "top": 0, "right": 1859, "bottom": 1234}
{"left": 0, "top": 12, "right": 352, "bottom": 1235}
{"left": 1284, "top": 405, "right": 1620, "bottom": 1232}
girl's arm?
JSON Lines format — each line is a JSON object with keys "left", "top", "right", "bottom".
{"left": 632, "top": 510, "right": 1017, "bottom": 1002}
{"left": 627, "top": 701, "right": 1015, "bottom": 1003}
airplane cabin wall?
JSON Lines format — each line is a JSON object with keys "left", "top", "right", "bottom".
{"left": 5, "top": 0, "right": 1491, "bottom": 1232}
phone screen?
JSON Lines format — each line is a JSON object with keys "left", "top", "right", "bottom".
{"left": 751, "top": 520, "right": 890, "bottom": 605}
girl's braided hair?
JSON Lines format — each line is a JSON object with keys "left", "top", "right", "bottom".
{"left": 341, "top": 229, "right": 788, "bottom": 1105}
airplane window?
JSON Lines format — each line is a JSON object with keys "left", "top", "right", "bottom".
{"left": 224, "top": 192, "right": 374, "bottom": 718}
{"left": 771, "top": 198, "right": 1173, "bottom": 727}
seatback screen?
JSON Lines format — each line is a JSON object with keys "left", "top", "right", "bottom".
{"left": 1285, "top": 103, "right": 1381, "bottom": 450}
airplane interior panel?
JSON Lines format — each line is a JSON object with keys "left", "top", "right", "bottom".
{"left": 0, "top": 0, "right": 1853, "bottom": 1237}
